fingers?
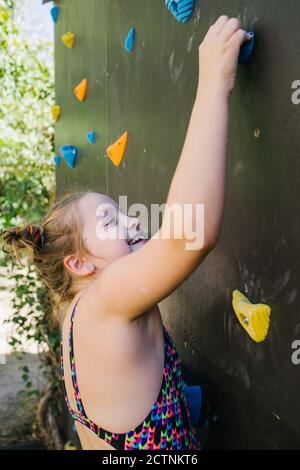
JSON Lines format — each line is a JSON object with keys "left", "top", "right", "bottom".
{"left": 204, "top": 15, "right": 250, "bottom": 49}
{"left": 228, "top": 28, "right": 249, "bottom": 49}
{"left": 219, "top": 17, "right": 241, "bottom": 42}
{"left": 207, "top": 15, "right": 229, "bottom": 37}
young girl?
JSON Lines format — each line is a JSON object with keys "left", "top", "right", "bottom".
{"left": 2, "top": 16, "right": 249, "bottom": 450}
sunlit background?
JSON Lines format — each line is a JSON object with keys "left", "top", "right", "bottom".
{"left": 14, "top": 0, "right": 54, "bottom": 45}
{"left": 1, "top": 0, "right": 54, "bottom": 355}
{"left": 0, "top": 0, "right": 57, "bottom": 450}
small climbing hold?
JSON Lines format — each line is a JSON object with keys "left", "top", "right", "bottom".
{"left": 42, "top": 0, "right": 56, "bottom": 3}
{"left": 60, "top": 145, "right": 78, "bottom": 169}
{"left": 51, "top": 105, "right": 61, "bottom": 122}
{"left": 238, "top": 32, "right": 255, "bottom": 64}
{"left": 53, "top": 155, "right": 61, "bottom": 166}
{"left": 64, "top": 441, "right": 77, "bottom": 451}
{"left": 74, "top": 78, "right": 87, "bottom": 102}
{"left": 232, "top": 290, "right": 271, "bottom": 343}
{"left": 165, "top": 0, "right": 195, "bottom": 24}
{"left": 50, "top": 5, "right": 59, "bottom": 23}
{"left": 62, "top": 31, "right": 75, "bottom": 49}
{"left": 106, "top": 131, "right": 128, "bottom": 167}
{"left": 183, "top": 382, "right": 202, "bottom": 427}
{"left": 87, "top": 131, "right": 96, "bottom": 144}
{"left": 124, "top": 27, "right": 135, "bottom": 53}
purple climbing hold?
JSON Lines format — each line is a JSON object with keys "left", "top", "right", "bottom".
{"left": 51, "top": 6, "right": 59, "bottom": 23}
{"left": 87, "top": 131, "right": 96, "bottom": 144}
{"left": 124, "top": 27, "right": 135, "bottom": 53}
{"left": 238, "top": 32, "right": 255, "bottom": 64}
{"left": 60, "top": 145, "right": 78, "bottom": 169}
{"left": 53, "top": 155, "right": 61, "bottom": 166}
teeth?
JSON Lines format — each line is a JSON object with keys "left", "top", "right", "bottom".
{"left": 129, "top": 237, "right": 143, "bottom": 245}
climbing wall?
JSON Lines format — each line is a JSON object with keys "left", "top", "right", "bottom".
{"left": 54, "top": 0, "right": 300, "bottom": 449}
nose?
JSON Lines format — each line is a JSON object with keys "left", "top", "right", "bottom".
{"left": 127, "top": 216, "right": 140, "bottom": 232}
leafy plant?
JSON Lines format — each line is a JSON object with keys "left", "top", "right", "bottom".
{"left": 0, "top": 0, "right": 64, "bottom": 448}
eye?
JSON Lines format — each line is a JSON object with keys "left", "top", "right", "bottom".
{"left": 103, "top": 215, "right": 117, "bottom": 227}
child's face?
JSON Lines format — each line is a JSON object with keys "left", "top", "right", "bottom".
{"left": 78, "top": 192, "right": 148, "bottom": 270}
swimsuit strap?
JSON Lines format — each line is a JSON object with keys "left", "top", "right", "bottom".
{"left": 68, "top": 295, "right": 88, "bottom": 417}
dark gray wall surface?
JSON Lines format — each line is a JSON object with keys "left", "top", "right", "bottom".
{"left": 55, "top": 0, "right": 300, "bottom": 449}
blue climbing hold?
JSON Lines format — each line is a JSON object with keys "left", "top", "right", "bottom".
{"left": 87, "top": 131, "right": 96, "bottom": 144}
{"left": 165, "top": 0, "right": 195, "bottom": 24}
{"left": 183, "top": 381, "right": 202, "bottom": 427}
{"left": 238, "top": 32, "right": 255, "bottom": 64}
{"left": 51, "top": 6, "right": 59, "bottom": 23}
{"left": 124, "top": 27, "right": 135, "bottom": 53}
{"left": 60, "top": 145, "right": 78, "bottom": 169}
{"left": 53, "top": 155, "right": 61, "bottom": 166}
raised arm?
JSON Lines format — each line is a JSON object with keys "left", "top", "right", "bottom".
{"left": 88, "top": 16, "right": 248, "bottom": 322}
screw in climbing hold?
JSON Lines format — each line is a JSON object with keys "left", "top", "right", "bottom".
{"left": 74, "top": 79, "right": 87, "bottom": 102}
{"left": 238, "top": 32, "right": 255, "bottom": 65}
{"left": 165, "top": 0, "right": 195, "bottom": 24}
{"left": 62, "top": 32, "right": 75, "bottom": 49}
{"left": 87, "top": 131, "right": 96, "bottom": 144}
{"left": 232, "top": 289, "right": 271, "bottom": 343}
{"left": 124, "top": 27, "right": 135, "bottom": 53}
{"left": 50, "top": 5, "right": 59, "bottom": 23}
{"left": 106, "top": 131, "right": 128, "bottom": 167}
{"left": 53, "top": 155, "right": 61, "bottom": 166}
{"left": 60, "top": 145, "right": 78, "bottom": 169}
{"left": 64, "top": 441, "right": 77, "bottom": 450}
{"left": 51, "top": 105, "right": 61, "bottom": 122}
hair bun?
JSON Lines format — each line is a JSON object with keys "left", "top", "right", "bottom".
{"left": 2, "top": 224, "right": 45, "bottom": 254}
{"left": 21, "top": 225, "right": 45, "bottom": 248}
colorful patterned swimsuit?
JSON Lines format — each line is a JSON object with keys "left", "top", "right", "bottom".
{"left": 60, "top": 297, "right": 200, "bottom": 450}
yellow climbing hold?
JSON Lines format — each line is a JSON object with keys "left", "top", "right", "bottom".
{"left": 52, "top": 105, "right": 61, "bottom": 121}
{"left": 232, "top": 290, "right": 271, "bottom": 343}
{"left": 64, "top": 441, "right": 77, "bottom": 450}
{"left": 61, "top": 31, "right": 75, "bottom": 49}
{"left": 106, "top": 131, "right": 128, "bottom": 166}
{"left": 74, "top": 78, "right": 87, "bottom": 102}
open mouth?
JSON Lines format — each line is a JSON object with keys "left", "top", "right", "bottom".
{"left": 128, "top": 236, "right": 147, "bottom": 246}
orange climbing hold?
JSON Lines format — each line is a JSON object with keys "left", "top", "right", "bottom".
{"left": 74, "top": 78, "right": 87, "bottom": 102}
{"left": 106, "top": 131, "right": 128, "bottom": 166}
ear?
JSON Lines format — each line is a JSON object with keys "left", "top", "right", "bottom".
{"left": 64, "top": 254, "right": 87, "bottom": 276}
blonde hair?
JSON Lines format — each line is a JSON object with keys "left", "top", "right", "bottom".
{"left": 1, "top": 191, "right": 92, "bottom": 325}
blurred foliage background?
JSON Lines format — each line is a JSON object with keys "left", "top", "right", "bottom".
{"left": 0, "top": 0, "right": 54, "bottom": 239}
{"left": 0, "top": 0, "right": 67, "bottom": 449}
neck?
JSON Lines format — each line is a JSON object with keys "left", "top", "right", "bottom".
{"left": 71, "top": 272, "right": 98, "bottom": 296}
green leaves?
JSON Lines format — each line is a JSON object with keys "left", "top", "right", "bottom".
{"left": 0, "top": 0, "right": 54, "bottom": 184}
{"left": 0, "top": 0, "right": 61, "bottom": 405}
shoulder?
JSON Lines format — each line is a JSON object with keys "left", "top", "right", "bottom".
{"left": 65, "top": 286, "right": 133, "bottom": 346}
